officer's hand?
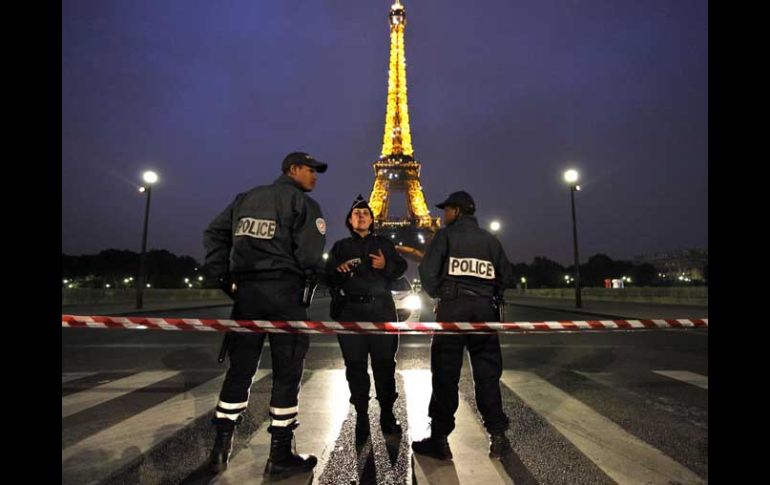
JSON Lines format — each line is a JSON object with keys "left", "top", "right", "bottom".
{"left": 218, "top": 276, "right": 237, "bottom": 300}
{"left": 336, "top": 261, "right": 354, "bottom": 273}
{"left": 370, "top": 249, "right": 386, "bottom": 269}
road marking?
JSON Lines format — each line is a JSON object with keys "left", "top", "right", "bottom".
{"left": 62, "top": 372, "right": 97, "bottom": 383}
{"left": 62, "top": 371, "right": 267, "bottom": 485}
{"left": 213, "top": 370, "right": 349, "bottom": 484}
{"left": 62, "top": 370, "right": 181, "bottom": 418}
{"left": 401, "top": 369, "right": 512, "bottom": 484}
{"left": 500, "top": 370, "right": 704, "bottom": 485}
{"left": 653, "top": 370, "right": 708, "bottom": 390}
{"left": 573, "top": 370, "right": 708, "bottom": 430}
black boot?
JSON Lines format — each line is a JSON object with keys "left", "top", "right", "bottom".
{"left": 209, "top": 417, "right": 238, "bottom": 474}
{"left": 489, "top": 432, "right": 513, "bottom": 458}
{"left": 411, "top": 434, "right": 452, "bottom": 460}
{"left": 379, "top": 407, "right": 402, "bottom": 435}
{"left": 355, "top": 405, "right": 370, "bottom": 446}
{"left": 263, "top": 424, "right": 318, "bottom": 479}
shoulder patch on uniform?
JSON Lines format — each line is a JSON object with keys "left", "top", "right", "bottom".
{"left": 316, "top": 218, "right": 326, "bottom": 235}
{"left": 448, "top": 257, "right": 495, "bottom": 279}
{"left": 235, "top": 217, "right": 277, "bottom": 239}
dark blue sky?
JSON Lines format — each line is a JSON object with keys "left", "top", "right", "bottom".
{"left": 62, "top": 0, "right": 707, "bottom": 266}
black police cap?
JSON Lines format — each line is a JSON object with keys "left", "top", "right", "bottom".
{"left": 435, "top": 190, "right": 476, "bottom": 211}
{"left": 345, "top": 194, "right": 374, "bottom": 233}
{"left": 349, "top": 194, "right": 372, "bottom": 212}
{"left": 281, "top": 151, "right": 328, "bottom": 173}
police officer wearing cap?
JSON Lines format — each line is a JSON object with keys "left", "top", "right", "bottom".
{"left": 325, "top": 194, "right": 408, "bottom": 445}
{"left": 203, "top": 151, "right": 327, "bottom": 478}
{"left": 412, "top": 190, "right": 516, "bottom": 460}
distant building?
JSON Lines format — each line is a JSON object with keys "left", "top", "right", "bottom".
{"left": 634, "top": 248, "right": 708, "bottom": 281}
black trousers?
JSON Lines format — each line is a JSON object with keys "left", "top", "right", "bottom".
{"left": 336, "top": 297, "right": 399, "bottom": 410}
{"left": 428, "top": 297, "right": 509, "bottom": 435}
{"left": 216, "top": 277, "right": 309, "bottom": 431}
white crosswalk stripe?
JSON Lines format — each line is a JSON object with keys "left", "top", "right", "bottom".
{"left": 653, "top": 370, "right": 708, "bottom": 390}
{"left": 213, "top": 369, "right": 349, "bottom": 484}
{"left": 62, "top": 372, "right": 97, "bottom": 383}
{"left": 62, "top": 370, "right": 180, "bottom": 418}
{"left": 401, "top": 369, "right": 513, "bottom": 484}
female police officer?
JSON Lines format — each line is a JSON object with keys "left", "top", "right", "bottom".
{"left": 325, "top": 195, "right": 408, "bottom": 444}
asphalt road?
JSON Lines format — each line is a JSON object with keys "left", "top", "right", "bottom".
{"left": 62, "top": 295, "right": 708, "bottom": 484}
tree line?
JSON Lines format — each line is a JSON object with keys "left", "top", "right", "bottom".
{"left": 62, "top": 249, "right": 205, "bottom": 289}
{"left": 63, "top": 250, "right": 705, "bottom": 289}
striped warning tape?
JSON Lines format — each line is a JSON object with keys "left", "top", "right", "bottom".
{"left": 61, "top": 315, "right": 707, "bottom": 334}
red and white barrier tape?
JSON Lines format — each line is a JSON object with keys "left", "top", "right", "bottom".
{"left": 61, "top": 315, "right": 707, "bottom": 334}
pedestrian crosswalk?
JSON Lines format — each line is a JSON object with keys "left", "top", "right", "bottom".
{"left": 500, "top": 370, "right": 703, "bottom": 485}
{"left": 62, "top": 366, "right": 708, "bottom": 484}
{"left": 653, "top": 370, "right": 709, "bottom": 390}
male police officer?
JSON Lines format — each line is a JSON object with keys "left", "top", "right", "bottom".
{"left": 325, "top": 195, "right": 408, "bottom": 445}
{"left": 412, "top": 190, "right": 515, "bottom": 460}
{"left": 203, "top": 151, "right": 327, "bottom": 478}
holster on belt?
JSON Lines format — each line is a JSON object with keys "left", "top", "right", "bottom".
{"left": 301, "top": 273, "right": 318, "bottom": 307}
{"left": 493, "top": 294, "right": 505, "bottom": 323}
{"left": 329, "top": 288, "right": 343, "bottom": 320}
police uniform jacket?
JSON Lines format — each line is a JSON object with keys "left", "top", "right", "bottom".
{"left": 203, "top": 174, "right": 326, "bottom": 281}
{"left": 325, "top": 233, "right": 407, "bottom": 297}
{"left": 419, "top": 215, "right": 515, "bottom": 299}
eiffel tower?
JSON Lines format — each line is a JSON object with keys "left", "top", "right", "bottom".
{"left": 368, "top": 0, "right": 440, "bottom": 261}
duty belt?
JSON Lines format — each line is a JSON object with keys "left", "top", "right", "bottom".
{"left": 235, "top": 269, "right": 301, "bottom": 282}
{"left": 457, "top": 288, "right": 493, "bottom": 299}
{"left": 342, "top": 294, "right": 385, "bottom": 303}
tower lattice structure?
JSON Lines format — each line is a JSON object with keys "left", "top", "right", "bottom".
{"left": 368, "top": 0, "right": 439, "bottom": 259}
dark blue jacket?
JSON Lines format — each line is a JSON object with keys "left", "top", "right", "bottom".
{"left": 419, "top": 215, "right": 515, "bottom": 298}
{"left": 203, "top": 174, "right": 326, "bottom": 280}
{"left": 325, "top": 232, "right": 407, "bottom": 297}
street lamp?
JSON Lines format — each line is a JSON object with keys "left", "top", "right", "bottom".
{"left": 563, "top": 168, "right": 582, "bottom": 308}
{"left": 136, "top": 170, "right": 159, "bottom": 309}
{"left": 490, "top": 220, "right": 501, "bottom": 233}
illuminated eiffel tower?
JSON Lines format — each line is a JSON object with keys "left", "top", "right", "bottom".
{"left": 368, "top": 0, "right": 440, "bottom": 261}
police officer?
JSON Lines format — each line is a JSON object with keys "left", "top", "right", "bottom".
{"left": 202, "top": 151, "right": 327, "bottom": 478}
{"left": 325, "top": 195, "right": 408, "bottom": 445}
{"left": 412, "top": 190, "right": 515, "bottom": 460}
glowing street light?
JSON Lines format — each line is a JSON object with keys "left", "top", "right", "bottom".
{"left": 143, "top": 171, "right": 159, "bottom": 184}
{"left": 490, "top": 220, "right": 501, "bottom": 232}
{"left": 136, "top": 169, "right": 160, "bottom": 309}
{"left": 563, "top": 168, "right": 583, "bottom": 308}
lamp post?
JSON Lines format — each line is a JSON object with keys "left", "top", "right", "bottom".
{"left": 136, "top": 170, "right": 158, "bottom": 309}
{"left": 563, "top": 169, "right": 582, "bottom": 308}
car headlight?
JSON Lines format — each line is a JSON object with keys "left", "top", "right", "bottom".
{"left": 404, "top": 294, "right": 422, "bottom": 311}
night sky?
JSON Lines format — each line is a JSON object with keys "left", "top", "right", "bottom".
{"left": 62, "top": 0, "right": 707, "bottom": 266}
